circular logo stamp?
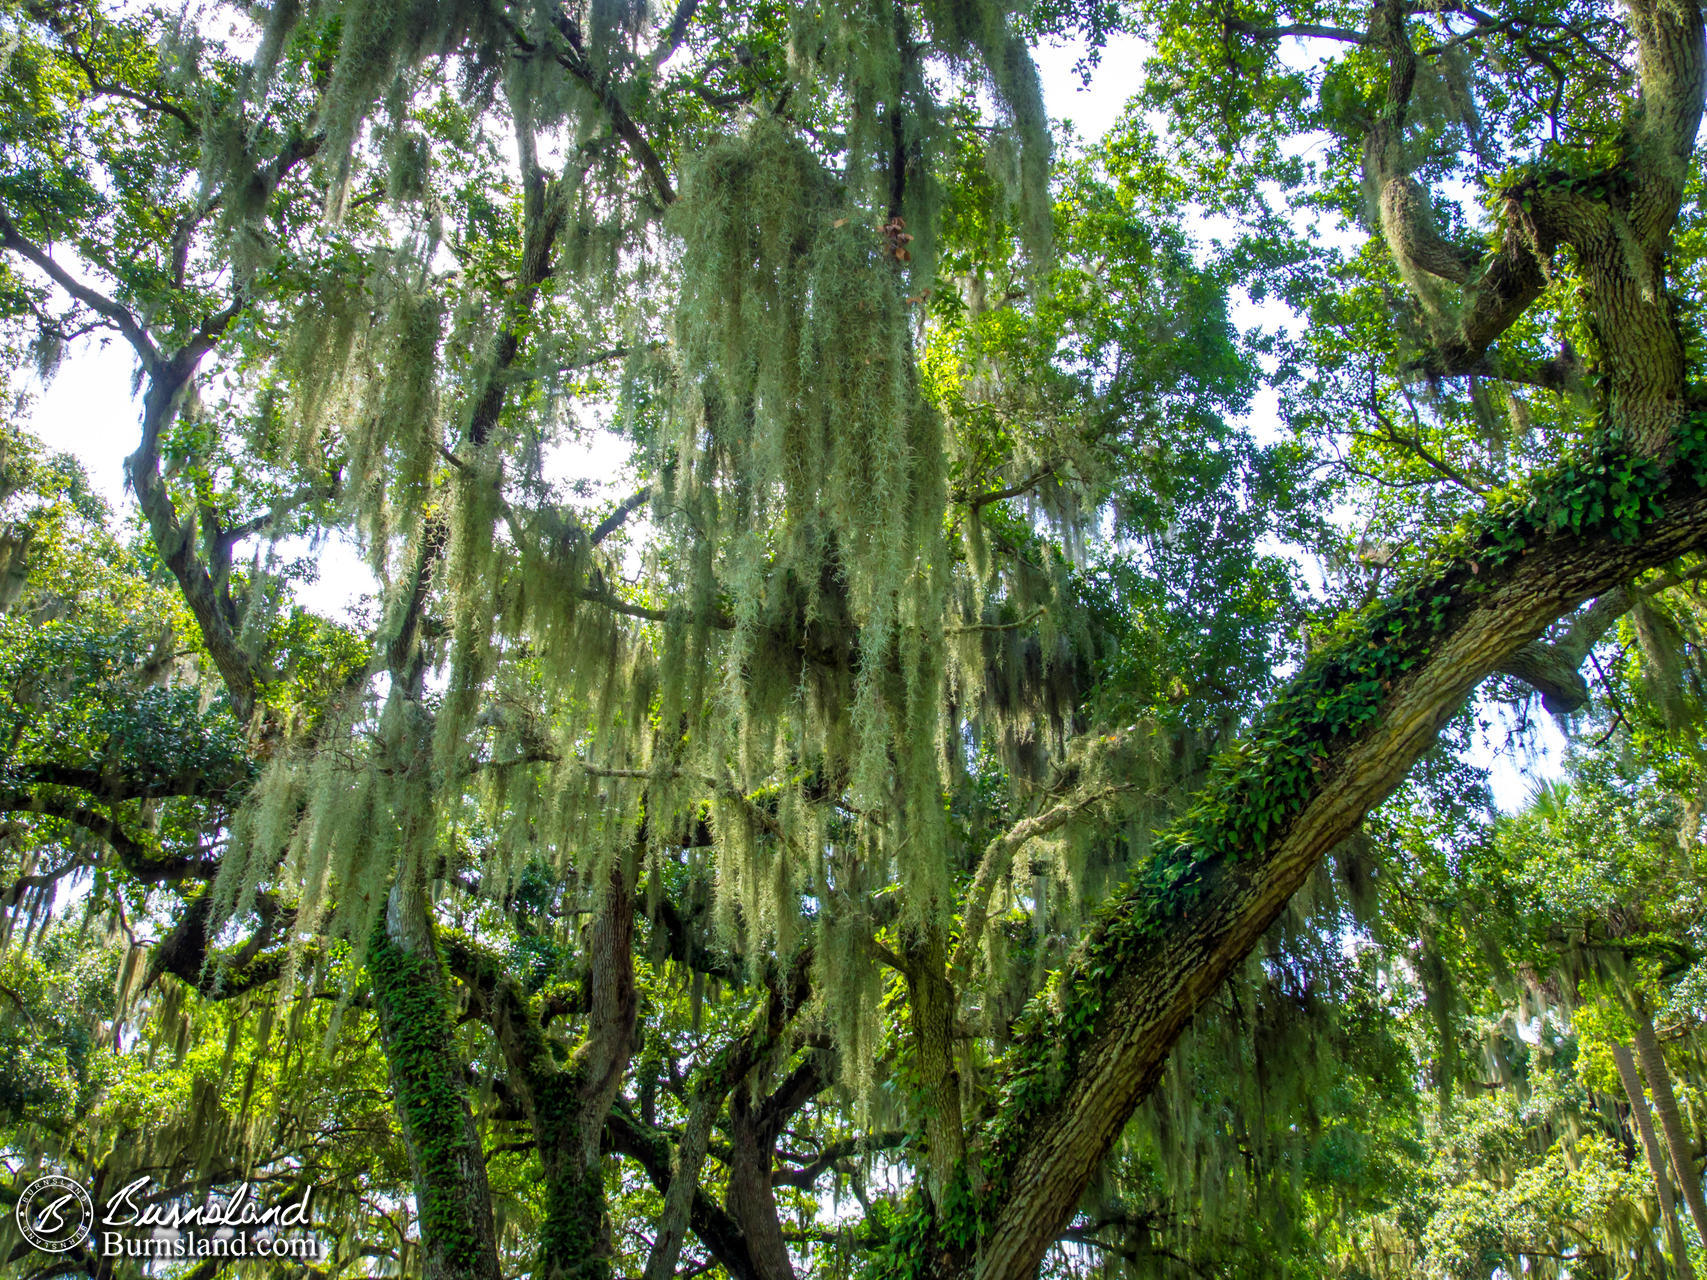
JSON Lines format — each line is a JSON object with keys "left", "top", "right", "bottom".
{"left": 15, "top": 1174, "right": 93, "bottom": 1253}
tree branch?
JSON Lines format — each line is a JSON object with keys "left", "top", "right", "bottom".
{"left": 949, "top": 781, "right": 1131, "bottom": 985}
{"left": 969, "top": 462, "right": 1707, "bottom": 1280}
{"left": 1225, "top": 17, "right": 1365, "bottom": 45}
{"left": 646, "top": 0, "right": 701, "bottom": 73}
{"left": 125, "top": 300, "right": 264, "bottom": 720}
{"left": 0, "top": 207, "right": 158, "bottom": 363}
{"left": 1494, "top": 585, "right": 1631, "bottom": 714}
{"left": 592, "top": 487, "right": 651, "bottom": 545}
{"left": 549, "top": 15, "right": 678, "bottom": 206}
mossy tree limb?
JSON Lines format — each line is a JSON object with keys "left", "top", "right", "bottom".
{"left": 1493, "top": 585, "right": 1633, "bottom": 714}
{"left": 369, "top": 886, "right": 503, "bottom": 1280}
{"left": 713, "top": 947, "right": 819, "bottom": 1280}
{"left": 960, "top": 445, "right": 1707, "bottom": 1280}
{"left": 904, "top": 924, "right": 966, "bottom": 1202}
{"left": 640, "top": 981, "right": 807, "bottom": 1280}
{"left": 1359, "top": 0, "right": 1704, "bottom": 456}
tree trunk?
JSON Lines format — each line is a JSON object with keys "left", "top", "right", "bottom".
{"left": 443, "top": 857, "right": 644, "bottom": 1280}
{"left": 906, "top": 927, "right": 966, "bottom": 1201}
{"left": 1612, "top": 1041, "right": 1696, "bottom": 1277}
{"left": 538, "top": 855, "right": 641, "bottom": 1280}
{"left": 727, "top": 1088, "right": 797, "bottom": 1280}
{"left": 641, "top": 1075, "right": 724, "bottom": 1280}
{"left": 964, "top": 474, "right": 1707, "bottom": 1280}
{"left": 369, "top": 885, "right": 503, "bottom": 1280}
{"left": 1632, "top": 1000, "right": 1707, "bottom": 1250}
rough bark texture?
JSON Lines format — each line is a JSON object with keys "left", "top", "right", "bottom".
{"left": 1360, "top": 0, "right": 1704, "bottom": 463}
{"left": 970, "top": 479, "right": 1707, "bottom": 1280}
{"left": 726, "top": 1087, "right": 797, "bottom": 1280}
{"left": 1612, "top": 1040, "right": 1696, "bottom": 1278}
{"left": 129, "top": 346, "right": 261, "bottom": 723}
{"left": 1632, "top": 999, "right": 1707, "bottom": 1249}
{"left": 1494, "top": 586, "right": 1632, "bottom": 713}
{"left": 719, "top": 968, "right": 820, "bottom": 1280}
{"left": 639, "top": 979, "right": 798, "bottom": 1280}
{"left": 640, "top": 1071, "right": 727, "bottom": 1280}
{"left": 441, "top": 856, "right": 639, "bottom": 1280}
{"left": 542, "top": 858, "right": 640, "bottom": 1280}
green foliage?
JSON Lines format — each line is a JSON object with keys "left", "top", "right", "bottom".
{"left": 971, "top": 410, "right": 1707, "bottom": 1238}
{"left": 9, "top": 0, "right": 1707, "bottom": 1276}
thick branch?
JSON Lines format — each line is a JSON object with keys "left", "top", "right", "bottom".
{"left": 1225, "top": 17, "right": 1365, "bottom": 44}
{"left": 591, "top": 487, "right": 652, "bottom": 545}
{"left": 2, "top": 761, "right": 243, "bottom": 802}
{"left": 771, "top": 1130, "right": 908, "bottom": 1189}
{"left": 642, "top": 997, "right": 794, "bottom": 1280}
{"left": 0, "top": 788, "right": 215, "bottom": 885}
{"left": 126, "top": 306, "right": 263, "bottom": 721}
{"left": 607, "top": 1105, "right": 760, "bottom": 1280}
{"left": 1624, "top": 0, "right": 1707, "bottom": 242}
{"left": 646, "top": 0, "right": 701, "bottom": 72}
{"left": 969, "top": 463, "right": 1707, "bottom": 1280}
{"left": 1494, "top": 585, "right": 1630, "bottom": 713}
{"left": 1357, "top": 1, "right": 1555, "bottom": 373}
{"left": 467, "top": 154, "right": 565, "bottom": 447}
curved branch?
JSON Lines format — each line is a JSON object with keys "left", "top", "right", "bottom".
{"left": 1495, "top": 585, "right": 1631, "bottom": 713}
{"left": 968, "top": 461, "right": 1707, "bottom": 1280}
{"left": 949, "top": 781, "right": 1131, "bottom": 985}
{"left": 0, "top": 207, "right": 158, "bottom": 363}
{"left": 126, "top": 303, "right": 263, "bottom": 720}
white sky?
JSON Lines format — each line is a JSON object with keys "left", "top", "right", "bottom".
{"left": 21, "top": 25, "right": 1561, "bottom": 805}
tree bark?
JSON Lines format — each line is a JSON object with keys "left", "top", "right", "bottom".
{"left": 1359, "top": 0, "right": 1705, "bottom": 456}
{"left": 606, "top": 1103, "right": 763, "bottom": 1280}
{"left": 966, "top": 475, "right": 1707, "bottom": 1280}
{"left": 726, "top": 1088, "right": 797, "bottom": 1280}
{"left": 541, "top": 856, "right": 640, "bottom": 1280}
{"left": 1493, "top": 587, "right": 1632, "bottom": 714}
{"left": 369, "top": 884, "right": 503, "bottom": 1280}
{"left": 1632, "top": 999, "right": 1707, "bottom": 1250}
{"left": 1612, "top": 1041, "right": 1696, "bottom": 1277}
{"left": 442, "top": 855, "right": 639, "bottom": 1280}
{"left": 719, "top": 955, "right": 822, "bottom": 1280}
{"left": 640, "top": 991, "right": 794, "bottom": 1280}
{"left": 641, "top": 1068, "right": 732, "bottom": 1280}
{"left": 905, "top": 927, "right": 967, "bottom": 1200}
